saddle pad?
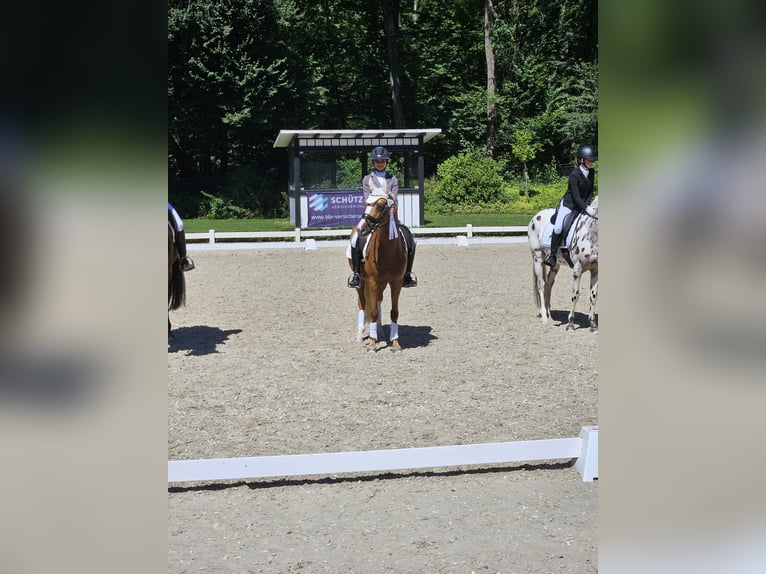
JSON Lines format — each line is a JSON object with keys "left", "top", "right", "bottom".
{"left": 345, "top": 235, "right": 374, "bottom": 260}
{"left": 542, "top": 217, "right": 578, "bottom": 250}
{"left": 346, "top": 233, "right": 407, "bottom": 260}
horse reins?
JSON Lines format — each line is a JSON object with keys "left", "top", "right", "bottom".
{"left": 361, "top": 197, "right": 393, "bottom": 231}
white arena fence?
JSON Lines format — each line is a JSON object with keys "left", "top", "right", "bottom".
{"left": 168, "top": 426, "right": 597, "bottom": 484}
{"left": 186, "top": 225, "right": 529, "bottom": 248}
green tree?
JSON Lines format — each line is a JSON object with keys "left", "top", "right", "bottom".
{"left": 511, "top": 128, "right": 543, "bottom": 197}
{"left": 430, "top": 152, "right": 506, "bottom": 206}
{"left": 167, "top": 0, "right": 598, "bottom": 217}
{"left": 168, "top": 0, "right": 297, "bottom": 215}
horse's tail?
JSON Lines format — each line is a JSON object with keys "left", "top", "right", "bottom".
{"left": 528, "top": 213, "right": 546, "bottom": 310}
{"left": 169, "top": 259, "right": 186, "bottom": 310}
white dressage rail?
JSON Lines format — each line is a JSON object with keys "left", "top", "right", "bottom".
{"left": 168, "top": 426, "right": 598, "bottom": 484}
{"left": 186, "top": 225, "right": 528, "bottom": 245}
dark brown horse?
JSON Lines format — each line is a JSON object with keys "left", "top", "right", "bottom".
{"left": 350, "top": 195, "right": 408, "bottom": 352}
{"left": 168, "top": 223, "right": 185, "bottom": 333}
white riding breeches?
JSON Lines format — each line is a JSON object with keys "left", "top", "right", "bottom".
{"left": 552, "top": 203, "right": 572, "bottom": 235}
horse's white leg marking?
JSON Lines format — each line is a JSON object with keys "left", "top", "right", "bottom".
{"left": 365, "top": 287, "right": 383, "bottom": 351}
{"left": 388, "top": 280, "right": 403, "bottom": 340}
{"left": 356, "top": 309, "right": 365, "bottom": 341}
{"left": 369, "top": 320, "right": 378, "bottom": 341}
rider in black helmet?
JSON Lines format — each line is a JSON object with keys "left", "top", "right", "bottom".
{"left": 545, "top": 145, "right": 598, "bottom": 267}
{"left": 347, "top": 146, "right": 418, "bottom": 288}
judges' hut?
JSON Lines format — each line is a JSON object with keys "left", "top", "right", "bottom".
{"left": 273, "top": 129, "right": 441, "bottom": 229}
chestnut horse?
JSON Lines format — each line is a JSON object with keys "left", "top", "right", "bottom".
{"left": 168, "top": 223, "right": 185, "bottom": 333}
{"left": 349, "top": 195, "right": 408, "bottom": 352}
{"left": 528, "top": 195, "right": 598, "bottom": 333}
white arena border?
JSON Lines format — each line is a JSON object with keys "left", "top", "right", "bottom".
{"left": 186, "top": 225, "right": 530, "bottom": 252}
{"left": 169, "top": 426, "right": 597, "bottom": 484}
{"left": 188, "top": 236, "right": 529, "bottom": 251}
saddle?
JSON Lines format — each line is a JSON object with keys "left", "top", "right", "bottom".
{"left": 168, "top": 218, "right": 177, "bottom": 243}
{"left": 543, "top": 211, "right": 579, "bottom": 268}
{"left": 346, "top": 227, "right": 409, "bottom": 262}
{"left": 168, "top": 220, "right": 176, "bottom": 245}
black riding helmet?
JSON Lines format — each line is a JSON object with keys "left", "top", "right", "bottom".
{"left": 370, "top": 146, "right": 391, "bottom": 161}
{"left": 577, "top": 145, "right": 598, "bottom": 161}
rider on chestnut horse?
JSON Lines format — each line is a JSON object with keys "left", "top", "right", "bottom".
{"left": 347, "top": 146, "right": 417, "bottom": 289}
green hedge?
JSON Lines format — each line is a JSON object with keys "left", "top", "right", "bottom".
{"left": 425, "top": 165, "right": 568, "bottom": 217}
{"left": 424, "top": 153, "right": 597, "bottom": 216}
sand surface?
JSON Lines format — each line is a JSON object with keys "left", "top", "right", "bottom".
{"left": 168, "top": 241, "right": 598, "bottom": 573}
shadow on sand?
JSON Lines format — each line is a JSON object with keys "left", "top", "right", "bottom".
{"left": 399, "top": 325, "right": 438, "bottom": 348}
{"left": 549, "top": 310, "right": 598, "bottom": 331}
{"left": 168, "top": 326, "right": 243, "bottom": 356}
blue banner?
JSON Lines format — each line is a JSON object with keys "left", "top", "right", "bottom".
{"left": 307, "top": 190, "right": 365, "bottom": 227}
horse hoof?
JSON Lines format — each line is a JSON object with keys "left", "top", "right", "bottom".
{"left": 590, "top": 326, "right": 599, "bottom": 334}
{"left": 566, "top": 324, "right": 575, "bottom": 333}
{"left": 367, "top": 346, "right": 377, "bottom": 353}
{"left": 390, "top": 342, "right": 402, "bottom": 353}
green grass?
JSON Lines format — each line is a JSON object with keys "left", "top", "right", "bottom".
{"left": 185, "top": 212, "right": 531, "bottom": 232}
{"left": 184, "top": 218, "right": 298, "bottom": 233}
{"left": 423, "top": 213, "right": 530, "bottom": 227}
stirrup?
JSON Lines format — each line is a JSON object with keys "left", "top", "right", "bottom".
{"left": 544, "top": 253, "right": 557, "bottom": 267}
{"left": 403, "top": 272, "right": 417, "bottom": 287}
{"left": 181, "top": 257, "right": 195, "bottom": 272}
{"left": 347, "top": 273, "right": 361, "bottom": 288}
{"left": 561, "top": 248, "right": 574, "bottom": 268}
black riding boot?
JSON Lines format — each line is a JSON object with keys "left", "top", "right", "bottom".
{"left": 545, "top": 232, "right": 562, "bottom": 267}
{"left": 176, "top": 229, "right": 195, "bottom": 272}
{"left": 399, "top": 224, "right": 418, "bottom": 287}
{"left": 347, "top": 239, "right": 362, "bottom": 288}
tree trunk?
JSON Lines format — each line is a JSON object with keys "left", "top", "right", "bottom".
{"left": 383, "top": 0, "right": 406, "bottom": 128}
{"left": 484, "top": 0, "right": 497, "bottom": 156}
{"left": 557, "top": 0, "right": 569, "bottom": 60}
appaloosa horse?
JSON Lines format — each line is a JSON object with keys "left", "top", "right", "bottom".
{"left": 349, "top": 195, "right": 408, "bottom": 352}
{"left": 528, "top": 196, "right": 598, "bottom": 333}
{"left": 168, "top": 223, "right": 185, "bottom": 334}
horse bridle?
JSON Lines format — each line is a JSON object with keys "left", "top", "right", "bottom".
{"left": 360, "top": 196, "right": 394, "bottom": 234}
